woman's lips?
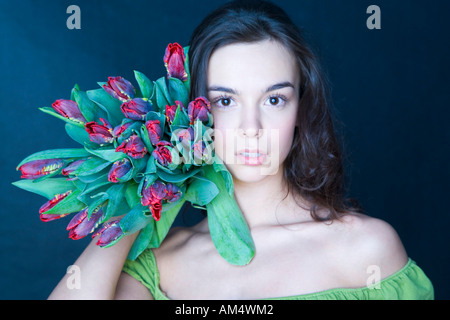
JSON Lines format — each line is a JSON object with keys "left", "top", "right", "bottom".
{"left": 235, "top": 150, "right": 267, "bottom": 166}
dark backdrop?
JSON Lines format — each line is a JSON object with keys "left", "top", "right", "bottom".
{"left": 1, "top": 0, "right": 448, "bottom": 299}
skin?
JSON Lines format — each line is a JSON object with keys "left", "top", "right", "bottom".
{"left": 49, "top": 40, "right": 408, "bottom": 300}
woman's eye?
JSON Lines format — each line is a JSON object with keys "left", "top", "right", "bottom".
{"left": 221, "top": 98, "right": 232, "bottom": 106}
{"left": 213, "top": 96, "right": 235, "bottom": 108}
{"left": 269, "top": 97, "right": 280, "bottom": 105}
{"left": 265, "top": 95, "right": 286, "bottom": 107}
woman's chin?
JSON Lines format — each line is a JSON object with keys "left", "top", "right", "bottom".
{"left": 225, "top": 162, "right": 282, "bottom": 184}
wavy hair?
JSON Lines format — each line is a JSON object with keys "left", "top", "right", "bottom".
{"left": 188, "top": 0, "right": 362, "bottom": 221}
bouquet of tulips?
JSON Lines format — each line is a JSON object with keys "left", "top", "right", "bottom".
{"left": 13, "top": 43, "right": 255, "bottom": 265}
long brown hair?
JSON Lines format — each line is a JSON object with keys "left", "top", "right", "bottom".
{"left": 188, "top": 0, "right": 362, "bottom": 221}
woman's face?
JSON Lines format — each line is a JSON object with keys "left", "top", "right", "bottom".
{"left": 207, "top": 39, "right": 300, "bottom": 183}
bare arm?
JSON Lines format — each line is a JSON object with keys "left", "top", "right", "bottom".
{"left": 48, "top": 232, "right": 151, "bottom": 300}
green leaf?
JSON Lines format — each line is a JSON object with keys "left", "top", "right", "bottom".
{"left": 183, "top": 46, "right": 191, "bottom": 91}
{"left": 130, "top": 155, "right": 147, "bottom": 175}
{"left": 120, "top": 203, "right": 152, "bottom": 235}
{"left": 79, "top": 174, "right": 110, "bottom": 195}
{"left": 148, "top": 198, "right": 186, "bottom": 249}
{"left": 72, "top": 86, "right": 103, "bottom": 122}
{"left": 127, "top": 222, "right": 154, "bottom": 260}
{"left": 65, "top": 123, "right": 95, "bottom": 147}
{"left": 84, "top": 147, "right": 126, "bottom": 163}
{"left": 203, "top": 165, "right": 255, "bottom": 266}
{"left": 124, "top": 181, "right": 141, "bottom": 208}
{"left": 212, "top": 156, "right": 234, "bottom": 196}
{"left": 145, "top": 156, "right": 157, "bottom": 174}
{"left": 12, "top": 178, "right": 76, "bottom": 200}
{"left": 86, "top": 192, "right": 109, "bottom": 219}
{"left": 38, "top": 107, "right": 85, "bottom": 128}
{"left": 73, "top": 156, "right": 110, "bottom": 177}
{"left": 168, "top": 77, "right": 189, "bottom": 107}
{"left": 185, "top": 175, "right": 219, "bottom": 206}
{"left": 140, "top": 124, "right": 155, "bottom": 154}
{"left": 86, "top": 88, "right": 123, "bottom": 126}
{"left": 76, "top": 170, "right": 108, "bottom": 184}
{"left": 170, "top": 103, "right": 189, "bottom": 129}
{"left": 16, "top": 148, "right": 91, "bottom": 169}
{"left": 134, "top": 70, "right": 154, "bottom": 99}
{"left": 104, "top": 183, "right": 129, "bottom": 221}
{"left": 71, "top": 84, "right": 80, "bottom": 101}
{"left": 156, "top": 167, "right": 201, "bottom": 184}
{"left": 154, "top": 77, "right": 170, "bottom": 110}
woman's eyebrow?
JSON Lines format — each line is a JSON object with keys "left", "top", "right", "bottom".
{"left": 265, "top": 81, "right": 295, "bottom": 92}
{"left": 207, "top": 86, "right": 238, "bottom": 94}
{"left": 207, "top": 82, "right": 294, "bottom": 95}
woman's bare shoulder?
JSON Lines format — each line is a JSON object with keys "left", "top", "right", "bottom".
{"left": 328, "top": 212, "right": 409, "bottom": 284}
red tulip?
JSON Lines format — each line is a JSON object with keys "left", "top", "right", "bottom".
{"left": 149, "top": 201, "right": 163, "bottom": 221}
{"left": 18, "top": 159, "right": 65, "bottom": 179}
{"left": 141, "top": 180, "right": 167, "bottom": 206}
{"left": 112, "top": 121, "right": 132, "bottom": 138}
{"left": 152, "top": 141, "right": 173, "bottom": 166}
{"left": 108, "top": 158, "right": 132, "bottom": 183}
{"left": 165, "top": 101, "right": 185, "bottom": 124}
{"left": 39, "top": 191, "right": 72, "bottom": 221}
{"left": 141, "top": 180, "right": 167, "bottom": 221}
{"left": 140, "top": 180, "right": 181, "bottom": 220}
{"left": 85, "top": 118, "right": 114, "bottom": 145}
{"left": 165, "top": 183, "right": 182, "bottom": 203}
{"left": 116, "top": 134, "right": 147, "bottom": 159}
{"left": 103, "top": 76, "right": 136, "bottom": 102}
{"left": 188, "top": 97, "right": 210, "bottom": 125}
{"left": 52, "top": 99, "right": 87, "bottom": 123}
{"left": 175, "top": 127, "right": 194, "bottom": 148}
{"left": 121, "top": 98, "right": 152, "bottom": 120}
{"left": 145, "top": 119, "right": 162, "bottom": 145}
{"left": 67, "top": 207, "right": 104, "bottom": 240}
{"left": 92, "top": 218, "right": 124, "bottom": 247}
{"left": 61, "top": 159, "right": 85, "bottom": 176}
{"left": 163, "top": 43, "right": 188, "bottom": 81}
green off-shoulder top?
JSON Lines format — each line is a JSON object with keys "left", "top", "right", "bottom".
{"left": 122, "top": 249, "right": 434, "bottom": 300}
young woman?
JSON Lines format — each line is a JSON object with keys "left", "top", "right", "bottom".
{"left": 48, "top": 0, "right": 434, "bottom": 300}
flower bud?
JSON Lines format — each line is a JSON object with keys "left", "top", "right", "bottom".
{"left": 152, "top": 141, "right": 173, "bottom": 166}
{"left": 18, "top": 159, "right": 65, "bottom": 179}
{"left": 165, "top": 183, "right": 182, "bottom": 203}
{"left": 145, "top": 120, "right": 162, "bottom": 145}
{"left": 92, "top": 218, "right": 124, "bottom": 247}
{"left": 85, "top": 118, "right": 114, "bottom": 145}
{"left": 116, "top": 134, "right": 147, "bottom": 159}
{"left": 61, "top": 159, "right": 85, "bottom": 176}
{"left": 103, "top": 76, "right": 136, "bottom": 102}
{"left": 39, "top": 191, "right": 72, "bottom": 221}
{"left": 52, "top": 99, "right": 87, "bottom": 123}
{"left": 67, "top": 207, "right": 104, "bottom": 240}
{"left": 108, "top": 158, "right": 132, "bottom": 183}
{"left": 163, "top": 43, "right": 188, "bottom": 81}
{"left": 188, "top": 97, "right": 210, "bottom": 125}
{"left": 121, "top": 98, "right": 152, "bottom": 120}
{"left": 165, "top": 101, "right": 184, "bottom": 124}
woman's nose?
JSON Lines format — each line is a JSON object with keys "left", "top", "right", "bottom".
{"left": 238, "top": 127, "right": 260, "bottom": 138}
{"left": 238, "top": 104, "right": 262, "bottom": 138}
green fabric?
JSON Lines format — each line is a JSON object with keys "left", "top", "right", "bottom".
{"left": 122, "top": 248, "right": 434, "bottom": 300}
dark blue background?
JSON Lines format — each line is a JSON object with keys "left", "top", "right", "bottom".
{"left": 1, "top": 0, "right": 448, "bottom": 299}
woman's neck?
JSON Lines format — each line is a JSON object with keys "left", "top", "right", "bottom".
{"left": 231, "top": 168, "right": 311, "bottom": 229}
